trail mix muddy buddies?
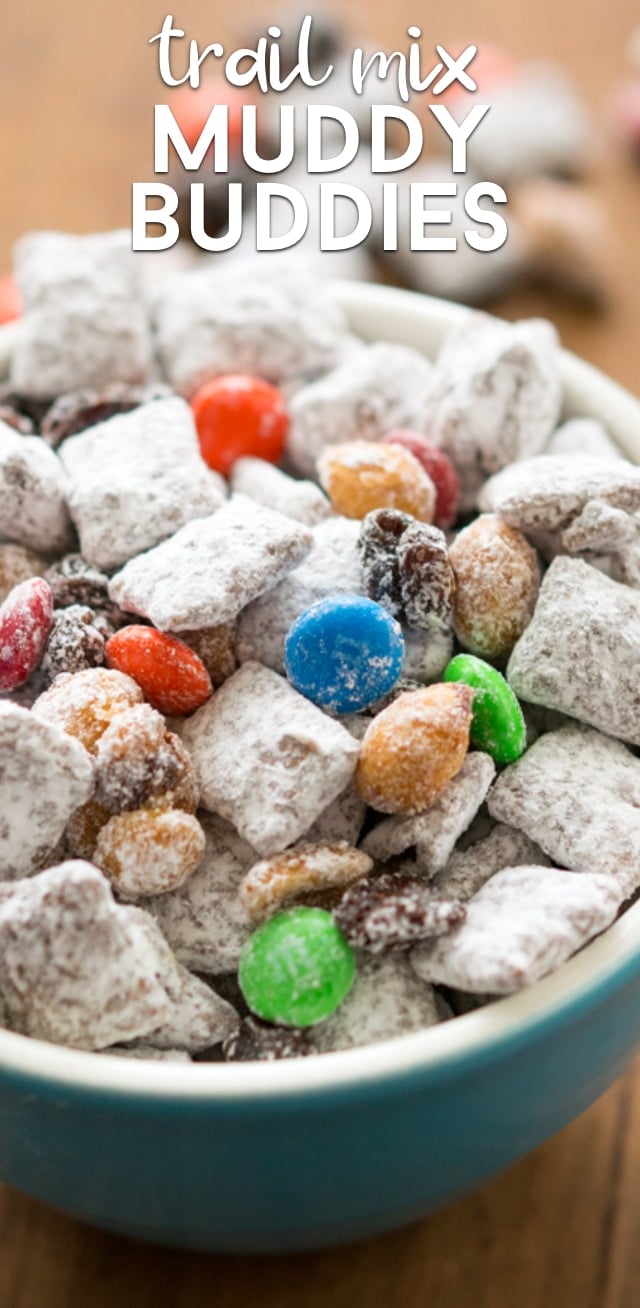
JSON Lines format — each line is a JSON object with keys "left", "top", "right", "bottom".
{"left": 0, "top": 228, "right": 636, "bottom": 1062}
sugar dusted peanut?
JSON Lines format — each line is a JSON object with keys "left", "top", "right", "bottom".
{"left": 95, "top": 808, "right": 205, "bottom": 899}
{"left": 318, "top": 440, "right": 436, "bottom": 523}
{"left": 449, "top": 514, "right": 540, "bottom": 658}
{"left": 356, "top": 683, "right": 473, "bottom": 814}
{"left": 33, "top": 666, "right": 144, "bottom": 753}
{"left": 239, "top": 842, "right": 373, "bottom": 924}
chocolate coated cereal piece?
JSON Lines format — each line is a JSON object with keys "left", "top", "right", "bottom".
{"left": 180, "top": 662, "right": 360, "bottom": 855}
{"left": 401, "top": 625, "right": 454, "bottom": 684}
{"left": 360, "top": 753, "right": 496, "bottom": 873}
{"left": 546, "top": 418, "right": 623, "bottom": 461}
{"left": 152, "top": 259, "right": 351, "bottom": 397}
{"left": 40, "top": 381, "right": 171, "bottom": 448}
{"left": 109, "top": 495, "right": 312, "bottom": 632}
{"left": 239, "top": 842, "right": 373, "bottom": 924}
{"left": 0, "top": 702, "right": 94, "bottom": 879}
{"left": 427, "top": 314, "right": 562, "bottom": 509}
{"left": 311, "top": 953, "right": 445, "bottom": 1053}
{"left": 488, "top": 723, "right": 640, "bottom": 900}
{"left": 0, "top": 422, "right": 72, "bottom": 554}
{"left": 0, "top": 862, "right": 171, "bottom": 1048}
{"left": 230, "top": 457, "right": 331, "bottom": 526}
{"left": 10, "top": 229, "right": 152, "bottom": 400}
{"left": 334, "top": 873, "right": 466, "bottom": 953}
{"left": 59, "top": 397, "right": 225, "bottom": 571}
{"left": 236, "top": 516, "right": 362, "bottom": 673}
{"left": 223, "top": 1016, "right": 313, "bottom": 1062}
{"left": 410, "top": 865, "right": 621, "bottom": 994}
{"left": 478, "top": 455, "right": 640, "bottom": 533}
{"left": 507, "top": 557, "right": 640, "bottom": 746}
{"left": 432, "top": 822, "right": 551, "bottom": 901}
{"left": 287, "top": 342, "right": 434, "bottom": 478}
{"left": 142, "top": 813, "right": 256, "bottom": 974}
{"left": 123, "top": 908, "right": 239, "bottom": 1053}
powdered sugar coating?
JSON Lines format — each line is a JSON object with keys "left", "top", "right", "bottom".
{"left": 0, "top": 545, "right": 45, "bottom": 604}
{"left": 108, "top": 495, "right": 312, "bottom": 632}
{"left": 410, "top": 865, "right": 622, "bottom": 994}
{"left": 41, "top": 605, "right": 106, "bottom": 680}
{"left": 240, "top": 842, "right": 373, "bottom": 923}
{"left": 10, "top": 230, "right": 152, "bottom": 401}
{"left": 0, "top": 702, "right": 94, "bottom": 879}
{"left": 466, "top": 63, "right": 592, "bottom": 184}
{"left": 360, "top": 753, "right": 496, "bottom": 873}
{"left": 59, "top": 397, "right": 225, "bottom": 571}
{"left": 0, "top": 862, "right": 170, "bottom": 1048}
{"left": 236, "top": 516, "right": 362, "bottom": 673}
{"left": 546, "top": 418, "right": 623, "bottom": 461}
{"left": 433, "top": 823, "right": 551, "bottom": 901}
{"left": 507, "top": 557, "right": 640, "bottom": 746}
{"left": 95, "top": 808, "right": 206, "bottom": 899}
{"left": 426, "top": 314, "right": 562, "bottom": 509}
{"left": 180, "top": 662, "right": 360, "bottom": 856}
{"left": 479, "top": 455, "right": 640, "bottom": 533}
{"left": 230, "top": 457, "right": 331, "bottom": 526}
{"left": 142, "top": 813, "right": 255, "bottom": 974}
{"left": 401, "top": 624, "right": 454, "bottom": 684}
{"left": 33, "top": 666, "right": 144, "bottom": 753}
{"left": 95, "top": 705, "right": 197, "bottom": 814}
{"left": 287, "top": 342, "right": 434, "bottom": 477}
{"left": 152, "top": 259, "right": 351, "bottom": 397}
{"left": 311, "top": 953, "right": 444, "bottom": 1052}
{"left": 488, "top": 724, "right": 640, "bottom": 900}
{"left": 123, "top": 907, "right": 239, "bottom": 1052}
{"left": 0, "top": 422, "right": 72, "bottom": 554}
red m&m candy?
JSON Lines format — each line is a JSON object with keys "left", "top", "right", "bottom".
{"left": 384, "top": 429, "right": 460, "bottom": 530}
{"left": 191, "top": 374, "right": 289, "bottom": 477}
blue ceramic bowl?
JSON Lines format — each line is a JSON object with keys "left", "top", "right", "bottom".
{"left": 1, "top": 283, "right": 640, "bottom": 1254}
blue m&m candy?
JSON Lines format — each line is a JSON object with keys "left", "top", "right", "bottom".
{"left": 284, "top": 594, "right": 405, "bottom": 714}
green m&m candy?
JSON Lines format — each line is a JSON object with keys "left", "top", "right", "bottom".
{"left": 238, "top": 907, "right": 356, "bottom": 1028}
{"left": 443, "top": 654, "right": 526, "bottom": 765}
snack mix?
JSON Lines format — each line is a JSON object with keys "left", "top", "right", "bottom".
{"left": 0, "top": 227, "right": 635, "bottom": 1064}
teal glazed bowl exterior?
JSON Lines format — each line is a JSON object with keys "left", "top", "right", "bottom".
{"left": 1, "top": 283, "right": 640, "bottom": 1253}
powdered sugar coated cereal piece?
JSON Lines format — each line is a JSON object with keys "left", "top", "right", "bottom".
{"left": 152, "top": 259, "right": 350, "bottom": 397}
{"left": 507, "top": 557, "right": 640, "bottom": 746}
{"left": 108, "top": 495, "right": 312, "bottom": 632}
{"left": 488, "top": 723, "right": 640, "bottom": 900}
{"left": 142, "top": 812, "right": 256, "bottom": 974}
{"left": 546, "top": 418, "right": 624, "bottom": 461}
{"left": 410, "top": 865, "right": 622, "bottom": 994}
{"left": 427, "top": 314, "right": 562, "bottom": 509}
{"left": 478, "top": 455, "right": 640, "bottom": 533}
{"left": 360, "top": 753, "right": 496, "bottom": 873}
{"left": 10, "top": 230, "right": 152, "bottom": 401}
{"left": 311, "top": 953, "right": 445, "bottom": 1053}
{"left": 180, "top": 662, "right": 360, "bottom": 855}
{"left": 230, "top": 457, "right": 331, "bottom": 526}
{"left": 0, "top": 702, "right": 94, "bottom": 879}
{"left": 59, "top": 397, "right": 225, "bottom": 571}
{"left": 433, "top": 822, "right": 551, "bottom": 901}
{"left": 236, "top": 515, "right": 362, "bottom": 673}
{"left": 401, "top": 625, "right": 454, "bottom": 684}
{"left": 123, "top": 907, "right": 239, "bottom": 1052}
{"left": 466, "top": 63, "right": 592, "bottom": 184}
{"left": 0, "top": 422, "right": 72, "bottom": 554}
{"left": 287, "top": 342, "right": 435, "bottom": 477}
{"left": 0, "top": 545, "right": 45, "bottom": 604}
{"left": 560, "top": 500, "right": 638, "bottom": 554}
{"left": 0, "top": 862, "right": 170, "bottom": 1048}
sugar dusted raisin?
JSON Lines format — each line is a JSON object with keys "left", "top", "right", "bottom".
{"left": 95, "top": 704, "right": 198, "bottom": 814}
{"left": 334, "top": 872, "right": 467, "bottom": 952}
{"left": 41, "top": 606, "right": 106, "bottom": 680}
{"left": 178, "top": 623, "right": 238, "bottom": 688}
{"left": 222, "top": 1016, "right": 313, "bottom": 1062}
{"left": 0, "top": 544, "right": 45, "bottom": 604}
{"left": 33, "top": 667, "right": 144, "bottom": 753}
{"left": 356, "top": 683, "right": 473, "bottom": 814}
{"left": 45, "top": 554, "right": 126, "bottom": 629}
{"left": 449, "top": 514, "right": 540, "bottom": 658}
{"left": 358, "top": 508, "right": 413, "bottom": 618}
{"left": 94, "top": 808, "right": 206, "bottom": 898}
{"left": 40, "top": 381, "right": 171, "bottom": 448}
{"left": 318, "top": 440, "right": 436, "bottom": 522}
{"left": 397, "top": 522, "right": 455, "bottom": 631}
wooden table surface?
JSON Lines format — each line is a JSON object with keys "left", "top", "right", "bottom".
{"left": 2, "top": 0, "right": 640, "bottom": 1304}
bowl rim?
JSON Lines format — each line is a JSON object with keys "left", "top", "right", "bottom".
{"left": 2, "top": 278, "right": 640, "bottom": 1103}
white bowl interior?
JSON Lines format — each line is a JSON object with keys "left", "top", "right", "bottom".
{"left": 1, "top": 280, "right": 640, "bottom": 1099}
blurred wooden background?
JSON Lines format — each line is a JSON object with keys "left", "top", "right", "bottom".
{"left": 2, "top": 0, "right": 640, "bottom": 1304}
